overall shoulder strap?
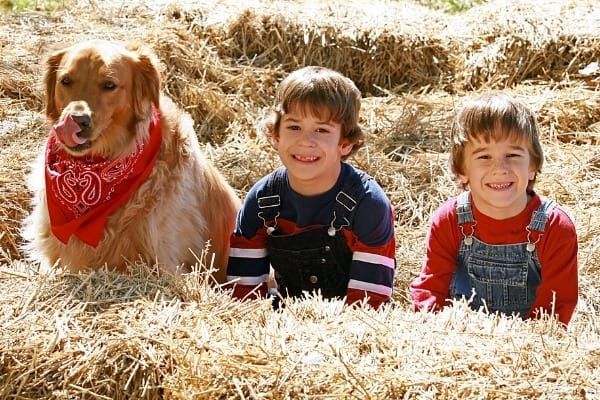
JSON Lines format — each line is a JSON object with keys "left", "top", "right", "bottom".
{"left": 456, "top": 191, "right": 477, "bottom": 243}
{"left": 456, "top": 191, "right": 475, "bottom": 225}
{"left": 525, "top": 196, "right": 557, "bottom": 253}
{"left": 528, "top": 196, "right": 556, "bottom": 233}
{"left": 330, "top": 169, "right": 372, "bottom": 230}
{"left": 257, "top": 166, "right": 286, "bottom": 225}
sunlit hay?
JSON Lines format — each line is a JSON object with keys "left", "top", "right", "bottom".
{"left": 1, "top": 254, "right": 598, "bottom": 398}
{"left": 163, "top": 298, "right": 597, "bottom": 399}
{"left": 1, "top": 0, "right": 600, "bottom": 398}
{"left": 450, "top": 1, "right": 600, "bottom": 90}
{"left": 191, "top": 2, "right": 451, "bottom": 95}
{"left": 496, "top": 82, "right": 600, "bottom": 147}
{"left": 0, "top": 105, "right": 46, "bottom": 260}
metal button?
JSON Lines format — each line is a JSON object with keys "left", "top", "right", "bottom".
{"left": 309, "top": 275, "right": 318, "bottom": 284}
{"left": 324, "top": 245, "right": 331, "bottom": 252}
{"left": 320, "top": 258, "right": 326, "bottom": 264}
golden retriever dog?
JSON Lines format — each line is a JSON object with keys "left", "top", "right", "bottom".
{"left": 21, "top": 40, "right": 241, "bottom": 281}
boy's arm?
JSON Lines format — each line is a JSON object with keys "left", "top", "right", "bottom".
{"left": 409, "top": 201, "right": 460, "bottom": 312}
{"left": 345, "top": 189, "right": 396, "bottom": 309}
{"left": 225, "top": 236, "right": 270, "bottom": 299}
{"left": 345, "top": 236, "right": 396, "bottom": 309}
{"left": 225, "top": 187, "right": 270, "bottom": 300}
{"left": 528, "top": 208, "right": 579, "bottom": 325}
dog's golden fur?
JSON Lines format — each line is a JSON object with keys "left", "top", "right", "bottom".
{"left": 22, "top": 40, "right": 241, "bottom": 281}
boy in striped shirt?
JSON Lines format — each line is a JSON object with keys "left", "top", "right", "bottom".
{"left": 226, "top": 66, "right": 396, "bottom": 309}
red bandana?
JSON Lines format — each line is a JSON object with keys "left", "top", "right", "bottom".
{"left": 45, "top": 108, "right": 163, "bottom": 247}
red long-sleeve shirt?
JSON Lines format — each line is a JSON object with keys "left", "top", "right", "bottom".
{"left": 410, "top": 193, "right": 578, "bottom": 325}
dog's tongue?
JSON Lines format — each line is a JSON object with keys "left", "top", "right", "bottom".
{"left": 51, "top": 114, "right": 87, "bottom": 147}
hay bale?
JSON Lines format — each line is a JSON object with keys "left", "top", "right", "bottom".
{"left": 201, "top": 3, "right": 451, "bottom": 95}
{"left": 3, "top": 266, "right": 596, "bottom": 399}
{"left": 449, "top": 0, "right": 600, "bottom": 89}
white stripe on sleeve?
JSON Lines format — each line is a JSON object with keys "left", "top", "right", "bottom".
{"left": 352, "top": 251, "right": 395, "bottom": 269}
{"left": 226, "top": 274, "right": 270, "bottom": 286}
{"left": 229, "top": 247, "right": 268, "bottom": 258}
{"left": 347, "top": 279, "right": 393, "bottom": 296}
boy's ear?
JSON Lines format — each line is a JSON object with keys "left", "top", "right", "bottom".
{"left": 458, "top": 173, "right": 469, "bottom": 186}
{"left": 271, "top": 134, "right": 280, "bottom": 148}
{"left": 340, "top": 141, "right": 354, "bottom": 156}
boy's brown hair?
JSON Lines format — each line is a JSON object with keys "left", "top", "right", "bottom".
{"left": 262, "top": 66, "right": 365, "bottom": 159}
{"left": 450, "top": 91, "right": 544, "bottom": 192}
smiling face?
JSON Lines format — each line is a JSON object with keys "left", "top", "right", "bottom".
{"left": 458, "top": 135, "right": 537, "bottom": 219}
{"left": 273, "top": 104, "right": 354, "bottom": 196}
{"left": 450, "top": 92, "right": 545, "bottom": 218}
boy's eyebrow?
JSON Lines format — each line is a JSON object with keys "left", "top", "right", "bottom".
{"left": 470, "top": 143, "right": 528, "bottom": 154}
{"left": 281, "top": 115, "right": 336, "bottom": 126}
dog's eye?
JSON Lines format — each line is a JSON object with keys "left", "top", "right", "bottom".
{"left": 102, "top": 81, "right": 117, "bottom": 91}
{"left": 60, "top": 77, "right": 72, "bottom": 86}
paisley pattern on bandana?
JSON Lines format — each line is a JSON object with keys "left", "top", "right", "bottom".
{"left": 49, "top": 146, "right": 138, "bottom": 216}
{"left": 45, "top": 107, "right": 163, "bottom": 247}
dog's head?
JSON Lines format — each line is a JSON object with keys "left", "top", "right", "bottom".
{"left": 44, "top": 40, "right": 160, "bottom": 157}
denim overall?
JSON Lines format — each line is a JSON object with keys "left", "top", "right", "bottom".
{"left": 257, "top": 167, "right": 370, "bottom": 300}
{"left": 449, "top": 191, "right": 555, "bottom": 318}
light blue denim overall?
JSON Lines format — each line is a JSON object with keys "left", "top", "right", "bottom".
{"left": 449, "top": 191, "right": 555, "bottom": 318}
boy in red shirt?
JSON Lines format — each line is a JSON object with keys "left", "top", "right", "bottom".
{"left": 410, "top": 92, "right": 578, "bottom": 325}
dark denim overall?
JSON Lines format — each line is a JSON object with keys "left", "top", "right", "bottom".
{"left": 449, "top": 192, "right": 555, "bottom": 318}
{"left": 257, "top": 167, "right": 370, "bottom": 300}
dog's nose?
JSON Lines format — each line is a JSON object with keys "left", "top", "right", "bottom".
{"left": 71, "top": 114, "right": 91, "bottom": 130}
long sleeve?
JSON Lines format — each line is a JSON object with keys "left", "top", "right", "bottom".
{"left": 409, "top": 199, "right": 461, "bottom": 311}
{"left": 225, "top": 176, "right": 271, "bottom": 299}
{"left": 345, "top": 206, "right": 396, "bottom": 309}
{"left": 528, "top": 206, "right": 578, "bottom": 325}
{"left": 410, "top": 195, "right": 579, "bottom": 326}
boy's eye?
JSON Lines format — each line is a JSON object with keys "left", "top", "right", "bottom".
{"left": 316, "top": 127, "right": 329, "bottom": 133}
{"left": 476, "top": 154, "right": 490, "bottom": 160}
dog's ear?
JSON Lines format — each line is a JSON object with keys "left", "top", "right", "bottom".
{"left": 131, "top": 50, "right": 161, "bottom": 120}
{"left": 44, "top": 49, "right": 65, "bottom": 122}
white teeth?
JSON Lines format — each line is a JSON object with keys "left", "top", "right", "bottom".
{"left": 295, "top": 155, "right": 317, "bottom": 162}
{"left": 490, "top": 183, "right": 511, "bottom": 189}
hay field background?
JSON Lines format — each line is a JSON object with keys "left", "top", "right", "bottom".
{"left": 0, "top": 0, "right": 599, "bottom": 398}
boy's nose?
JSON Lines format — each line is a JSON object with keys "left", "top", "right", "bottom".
{"left": 492, "top": 158, "right": 509, "bottom": 172}
{"left": 299, "top": 129, "right": 317, "bottom": 143}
